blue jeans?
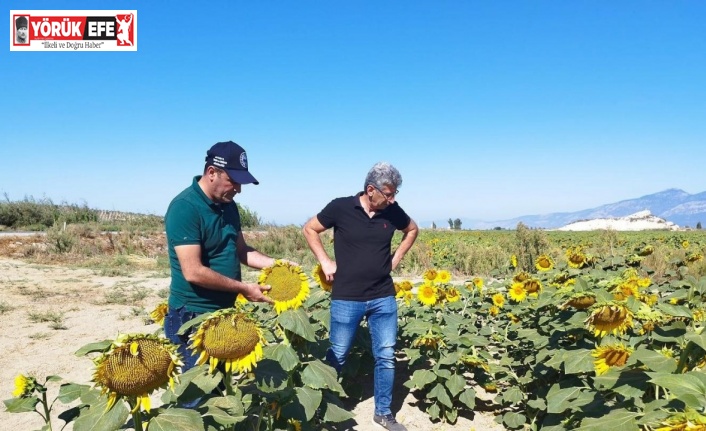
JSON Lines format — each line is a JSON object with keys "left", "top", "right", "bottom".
{"left": 326, "top": 296, "right": 398, "bottom": 417}
{"left": 164, "top": 305, "right": 201, "bottom": 408}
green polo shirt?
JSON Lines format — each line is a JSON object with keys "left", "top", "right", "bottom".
{"left": 165, "top": 176, "right": 242, "bottom": 312}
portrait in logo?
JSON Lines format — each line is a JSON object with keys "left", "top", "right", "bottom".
{"left": 239, "top": 152, "right": 248, "bottom": 169}
{"left": 15, "top": 16, "right": 29, "bottom": 44}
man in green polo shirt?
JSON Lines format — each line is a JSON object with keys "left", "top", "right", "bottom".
{"left": 164, "top": 141, "right": 279, "bottom": 377}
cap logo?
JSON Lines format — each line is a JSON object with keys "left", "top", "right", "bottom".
{"left": 240, "top": 152, "right": 248, "bottom": 169}
{"left": 212, "top": 155, "right": 227, "bottom": 168}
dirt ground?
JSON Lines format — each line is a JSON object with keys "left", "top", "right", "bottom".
{"left": 0, "top": 236, "right": 505, "bottom": 430}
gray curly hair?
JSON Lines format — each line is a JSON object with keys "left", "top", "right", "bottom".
{"left": 364, "top": 162, "right": 402, "bottom": 190}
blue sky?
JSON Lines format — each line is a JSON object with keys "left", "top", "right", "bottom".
{"left": 2, "top": 1, "right": 705, "bottom": 226}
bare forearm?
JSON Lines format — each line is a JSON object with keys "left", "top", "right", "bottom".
{"left": 183, "top": 265, "right": 248, "bottom": 293}
{"left": 303, "top": 226, "right": 332, "bottom": 264}
{"left": 392, "top": 226, "right": 419, "bottom": 269}
{"left": 240, "top": 248, "right": 276, "bottom": 270}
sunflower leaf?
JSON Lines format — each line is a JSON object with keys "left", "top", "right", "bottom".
{"left": 177, "top": 313, "right": 210, "bottom": 336}
{"left": 657, "top": 303, "right": 693, "bottom": 319}
{"left": 503, "top": 411, "right": 527, "bottom": 428}
{"left": 295, "top": 386, "right": 323, "bottom": 420}
{"left": 254, "top": 359, "right": 289, "bottom": 392}
{"left": 563, "top": 349, "right": 595, "bottom": 374}
{"left": 429, "top": 383, "right": 453, "bottom": 408}
{"left": 646, "top": 371, "right": 706, "bottom": 409}
{"left": 445, "top": 374, "right": 466, "bottom": 397}
{"left": 628, "top": 349, "right": 678, "bottom": 373}
{"left": 165, "top": 365, "right": 220, "bottom": 403}
{"left": 202, "top": 394, "right": 245, "bottom": 416}
{"left": 277, "top": 308, "right": 316, "bottom": 342}
{"left": 322, "top": 391, "right": 355, "bottom": 423}
{"left": 546, "top": 385, "right": 583, "bottom": 414}
{"left": 458, "top": 388, "right": 476, "bottom": 409}
{"left": 3, "top": 396, "right": 39, "bottom": 413}
{"left": 684, "top": 332, "right": 706, "bottom": 353}
{"left": 638, "top": 399, "right": 671, "bottom": 425}
{"left": 501, "top": 386, "right": 525, "bottom": 405}
{"left": 445, "top": 407, "right": 458, "bottom": 423}
{"left": 575, "top": 409, "right": 640, "bottom": 431}
{"left": 404, "top": 369, "right": 437, "bottom": 389}
{"left": 74, "top": 340, "right": 113, "bottom": 356}
{"left": 202, "top": 406, "right": 247, "bottom": 426}
{"left": 147, "top": 408, "right": 204, "bottom": 431}
{"left": 57, "top": 383, "right": 91, "bottom": 403}
{"left": 300, "top": 359, "right": 345, "bottom": 395}
{"left": 312, "top": 308, "right": 330, "bottom": 331}
{"left": 73, "top": 396, "right": 129, "bottom": 431}
{"left": 650, "top": 321, "right": 687, "bottom": 343}
{"left": 427, "top": 402, "right": 441, "bottom": 420}
{"left": 58, "top": 406, "right": 83, "bottom": 424}
{"left": 265, "top": 343, "right": 300, "bottom": 372}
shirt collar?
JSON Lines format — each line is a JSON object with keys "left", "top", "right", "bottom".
{"left": 191, "top": 175, "right": 223, "bottom": 211}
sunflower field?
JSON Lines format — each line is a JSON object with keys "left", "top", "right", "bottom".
{"left": 5, "top": 227, "right": 706, "bottom": 430}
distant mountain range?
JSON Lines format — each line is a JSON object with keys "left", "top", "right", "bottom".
{"left": 424, "top": 189, "right": 706, "bottom": 230}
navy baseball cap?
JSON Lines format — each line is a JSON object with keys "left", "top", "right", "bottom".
{"left": 205, "top": 141, "right": 259, "bottom": 185}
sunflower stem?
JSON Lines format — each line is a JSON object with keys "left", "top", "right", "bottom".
{"left": 132, "top": 408, "right": 143, "bottom": 431}
{"left": 224, "top": 369, "right": 234, "bottom": 396}
{"left": 41, "top": 390, "right": 53, "bottom": 431}
{"left": 254, "top": 403, "right": 265, "bottom": 431}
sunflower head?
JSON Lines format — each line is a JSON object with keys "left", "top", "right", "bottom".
{"left": 92, "top": 334, "right": 182, "bottom": 412}
{"left": 535, "top": 254, "right": 554, "bottom": 271}
{"left": 566, "top": 247, "right": 588, "bottom": 268}
{"left": 637, "top": 277, "right": 652, "bottom": 288}
{"left": 509, "top": 282, "right": 527, "bottom": 302}
{"left": 472, "top": 277, "right": 484, "bottom": 291}
{"left": 639, "top": 321, "right": 655, "bottom": 335}
{"left": 434, "top": 270, "right": 452, "bottom": 284}
{"left": 412, "top": 332, "right": 446, "bottom": 350}
{"left": 483, "top": 382, "right": 498, "bottom": 393}
{"left": 492, "top": 293, "right": 505, "bottom": 308}
{"left": 523, "top": 278, "right": 542, "bottom": 294}
{"left": 512, "top": 272, "right": 530, "bottom": 283}
{"left": 563, "top": 294, "right": 596, "bottom": 310}
{"left": 190, "top": 308, "right": 266, "bottom": 375}
{"left": 400, "top": 290, "right": 414, "bottom": 306}
{"left": 637, "top": 245, "right": 654, "bottom": 257}
{"left": 395, "top": 280, "right": 414, "bottom": 297}
{"left": 443, "top": 287, "right": 461, "bottom": 303}
{"left": 417, "top": 282, "right": 438, "bottom": 306}
{"left": 488, "top": 305, "right": 500, "bottom": 316}
{"left": 12, "top": 374, "right": 36, "bottom": 398}
{"left": 585, "top": 303, "right": 634, "bottom": 337}
{"left": 687, "top": 252, "right": 704, "bottom": 263}
{"left": 423, "top": 269, "right": 438, "bottom": 282}
{"left": 460, "top": 354, "right": 489, "bottom": 371}
{"left": 259, "top": 260, "right": 310, "bottom": 314}
{"left": 655, "top": 410, "right": 706, "bottom": 431}
{"left": 592, "top": 343, "right": 633, "bottom": 375}
{"left": 613, "top": 280, "right": 639, "bottom": 301}
{"left": 510, "top": 254, "right": 518, "bottom": 268}
{"left": 312, "top": 262, "right": 332, "bottom": 292}
{"left": 150, "top": 302, "right": 168, "bottom": 326}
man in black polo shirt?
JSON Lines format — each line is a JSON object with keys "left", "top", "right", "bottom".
{"left": 302, "top": 162, "right": 419, "bottom": 431}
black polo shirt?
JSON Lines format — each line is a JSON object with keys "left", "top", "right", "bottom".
{"left": 316, "top": 193, "right": 411, "bottom": 301}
